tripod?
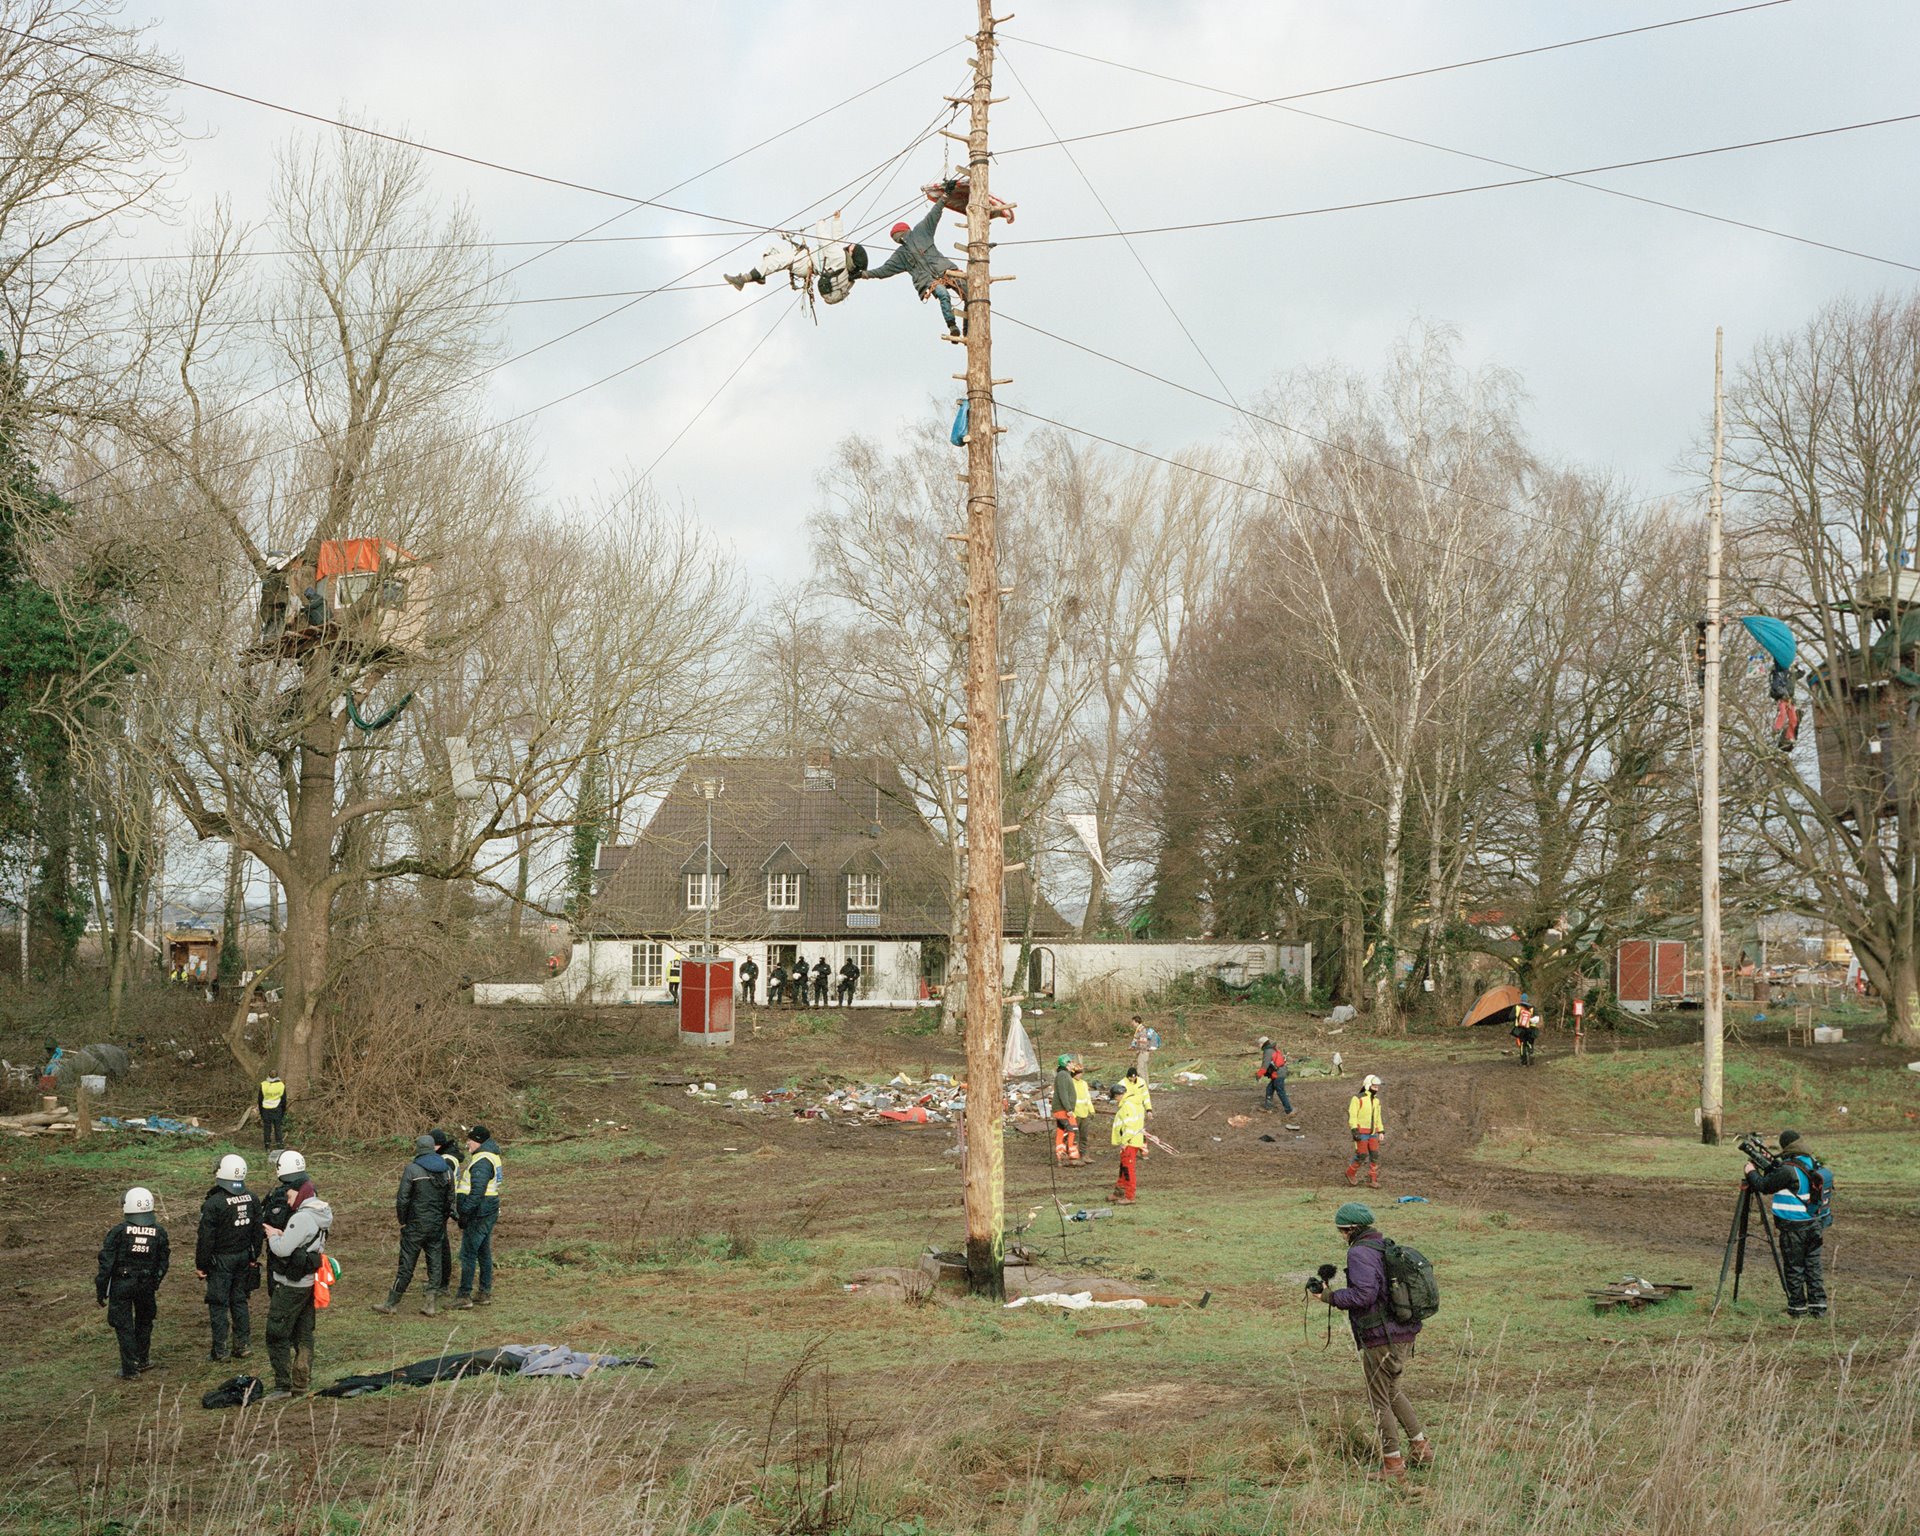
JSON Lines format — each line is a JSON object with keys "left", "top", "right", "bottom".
{"left": 1713, "top": 1180, "right": 1787, "bottom": 1312}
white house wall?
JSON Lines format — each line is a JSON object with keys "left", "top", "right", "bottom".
{"left": 476, "top": 938, "right": 1298, "bottom": 1007}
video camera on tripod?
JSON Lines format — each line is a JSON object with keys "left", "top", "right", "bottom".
{"left": 1714, "top": 1132, "right": 1788, "bottom": 1311}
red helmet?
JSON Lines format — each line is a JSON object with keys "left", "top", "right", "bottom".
{"left": 890, "top": 221, "right": 910, "bottom": 239}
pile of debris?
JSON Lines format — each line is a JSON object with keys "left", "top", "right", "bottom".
{"left": 844, "top": 1246, "right": 1210, "bottom": 1312}
{"left": 1588, "top": 1276, "right": 1692, "bottom": 1312}
{"left": 1, "top": 1108, "right": 209, "bottom": 1140}
{"left": 681, "top": 1070, "right": 1065, "bottom": 1129}
{"left": 0, "top": 1107, "right": 86, "bottom": 1139}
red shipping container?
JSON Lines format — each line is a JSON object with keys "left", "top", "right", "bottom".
{"left": 677, "top": 958, "right": 735, "bottom": 1047}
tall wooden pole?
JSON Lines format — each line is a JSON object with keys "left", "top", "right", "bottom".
{"left": 1701, "top": 326, "right": 1725, "bottom": 1146}
{"left": 960, "top": 0, "right": 1007, "bottom": 1298}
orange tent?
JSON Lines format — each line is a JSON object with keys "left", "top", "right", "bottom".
{"left": 1458, "top": 985, "right": 1523, "bottom": 1028}
{"left": 315, "top": 538, "right": 413, "bottom": 578}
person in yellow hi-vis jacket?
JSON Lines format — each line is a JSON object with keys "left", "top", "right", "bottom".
{"left": 1073, "top": 1063, "right": 1097, "bottom": 1154}
{"left": 450, "top": 1124, "right": 503, "bottom": 1309}
{"left": 257, "top": 1073, "right": 288, "bottom": 1153}
{"left": 1346, "top": 1074, "right": 1385, "bottom": 1188}
{"left": 1110, "top": 1067, "right": 1152, "bottom": 1203}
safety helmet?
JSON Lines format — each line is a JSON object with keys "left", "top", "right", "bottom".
{"left": 1519, "top": 993, "right": 1530, "bottom": 1005}
{"left": 216, "top": 1154, "right": 247, "bottom": 1182}
{"left": 1057, "top": 1053, "right": 1073, "bottom": 1069}
{"left": 275, "top": 1149, "right": 307, "bottom": 1178}
{"left": 1362, "top": 1074, "right": 1383, "bottom": 1091}
{"left": 890, "top": 221, "right": 910, "bottom": 239}
{"left": 123, "top": 1186, "right": 155, "bottom": 1215}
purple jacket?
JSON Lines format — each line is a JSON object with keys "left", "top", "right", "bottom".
{"left": 1329, "top": 1231, "right": 1421, "bottom": 1348}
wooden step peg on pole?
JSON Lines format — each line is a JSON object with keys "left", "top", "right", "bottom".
{"left": 939, "top": 129, "right": 970, "bottom": 144}
{"left": 1003, "top": 862, "right": 1027, "bottom": 874}
{"left": 944, "top": 763, "right": 967, "bottom": 773}
{"left": 1001, "top": 824, "right": 1022, "bottom": 834}
{"left": 992, "top": 378, "right": 1012, "bottom": 386}
{"left": 957, "top": 474, "right": 971, "bottom": 483}
{"left": 998, "top": 672, "right": 1014, "bottom": 682}
{"left": 990, "top": 273, "right": 1017, "bottom": 282}
{"left": 999, "top": 585, "right": 1015, "bottom": 596}
{"left": 951, "top": 373, "right": 968, "bottom": 381}
{"left": 946, "top": 533, "right": 970, "bottom": 542}
{"left": 992, "top": 425, "right": 1010, "bottom": 434}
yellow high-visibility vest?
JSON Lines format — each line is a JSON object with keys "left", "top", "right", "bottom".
{"left": 1348, "top": 1093, "right": 1384, "bottom": 1135}
{"left": 456, "top": 1148, "right": 504, "bottom": 1201}
{"left": 259, "top": 1078, "right": 286, "bottom": 1111}
{"left": 1073, "top": 1079, "right": 1094, "bottom": 1121}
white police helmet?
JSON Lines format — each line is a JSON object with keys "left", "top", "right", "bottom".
{"left": 216, "top": 1154, "right": 248, "bottom": 1182}
{"left": 275, "top": 1149, "right": 307, "bottom": 1178}
{"left": 123, "top": 1186, "right": 155, "bottom": 1215}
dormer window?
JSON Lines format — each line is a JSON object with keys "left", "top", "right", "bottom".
{"left": 685, "top": 872, "right": 721, "bottom": 910}
{"left": 847, "top": 873, "right": 881, "bottom": 912}
{"left": 767, "top": 873, "right": 801, "bottom": 911}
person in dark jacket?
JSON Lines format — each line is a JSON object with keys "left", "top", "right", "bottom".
{"left": 861, "top": 179, "right": 967, "bottom": 339}
{"left": 1746, "top": 1128, "right": 1829, "bottom": 1318}
{"left": 837, "top": 957, "right": 860, "bottom": 1006}
{"left": 257, "top": 1073, "right": 289, "bottom": 1152}
{"left": 451, "top": 1123, "right": 504, "bottom": 1309}
{"left": 1051, "top": 1054, "right": 1083, "bottom": 1165}
{"left": 1315, "top": 1201, "right": 1433, "bottom": 1481}
{"left": 194, "top": 1154, "right": 262, "bottom": 1361}
{"left": 373, "top": 1135, "right": 455, "bottom": 1317}
{"left": 791, "top": 954, "right": 809, "bottom": 1008}
{"left": 739, "top": 956, "right": 759, "bottom": 1005}
{"left": 429, "top": 1127, "right": 459, "bottom": 1291}
{"left": 768, "top": 961, "right": 787, "bottom": 1005}
{"left": 97, "top": 1186, "right": 170, "bottom": 1380}
{"left": 812, "top": 957, "right": 831, "bottom": 1006}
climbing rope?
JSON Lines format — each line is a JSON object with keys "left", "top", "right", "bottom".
{"left": 345, "top": 689, "right": 413, "bottom": 733}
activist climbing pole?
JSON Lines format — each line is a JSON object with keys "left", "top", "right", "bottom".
{"left": 958, "top": 0, "right": 1010, "bottom": 1301}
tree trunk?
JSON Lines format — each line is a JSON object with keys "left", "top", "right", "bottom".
{"left": 1373, "top": 757, "right": 1410, "bottom": 1027}
{"left": 941, "top": 842, "right": 967, "bottom": 1035}
{"left": 1888, "top": 952, "right": 1920, "bottom": 1047}
{"left": 1080, "top": 862, "right": 1106, "bottom": 939}
{"left": 507, "top": 832, "right": 530, "bottom": 941}
{"left": 275, "top": 722, "right": 339, "bottom": 1094}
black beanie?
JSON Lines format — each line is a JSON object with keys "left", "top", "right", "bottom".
{"left": 469, "top": 1123, "right": 492, "bottom": 1143}
{"left": 1779, "top": 1129, "right": 1802, "bottom": 1149}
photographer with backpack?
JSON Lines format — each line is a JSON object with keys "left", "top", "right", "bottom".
{"left": 1313, "top": 1201, "right": 1438, "bottom": 1481}
{"left": 1745, "top": 1129, "right": 1831, "bottom": 1318}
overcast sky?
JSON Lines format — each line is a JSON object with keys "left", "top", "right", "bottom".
{"left": 114, "top": 0, "right": 1920, "bottom": 583}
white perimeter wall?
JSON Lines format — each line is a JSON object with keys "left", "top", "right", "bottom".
{"left": 476, "top": 938, "right": 1302, "bottom": 1008}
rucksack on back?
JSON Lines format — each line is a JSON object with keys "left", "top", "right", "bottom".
{"left": 1381, "top": 1239, "right": 1440, "bottom": 1324}
{"left": 1797, "top": 1155, "right": 1834, "bottom": 1230}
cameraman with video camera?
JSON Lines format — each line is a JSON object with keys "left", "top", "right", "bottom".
{"left": 1310, "top": 1201, "right": 1436, "bottom": 1482}
{"left": 1744, "top": 1128, "right": 1830, "bottom": 1318}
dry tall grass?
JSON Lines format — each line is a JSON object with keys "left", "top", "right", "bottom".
{"left": 19, "top": 1327, "right": 1919, "bottom": 1534}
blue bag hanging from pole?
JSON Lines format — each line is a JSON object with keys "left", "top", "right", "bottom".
{"left": 950, "top": 398, "right": 970, "bottom": 447}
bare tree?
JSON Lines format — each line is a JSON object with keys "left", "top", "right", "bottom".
{"left": 1251, "top": 325, "right": 1526, "bottom": 1021}
{"left": 1724, "top": 292, "right": 1920, "bottom": 1045}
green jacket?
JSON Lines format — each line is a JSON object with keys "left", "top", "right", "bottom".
{"left": 1053, "top": 1067, "right": 1077, "bottom": 1115}
{"left": 865, "top": 183, "right": 960, "bottom": 295}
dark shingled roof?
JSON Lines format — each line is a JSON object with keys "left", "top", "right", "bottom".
{"left": 587, "top": 754, "right": 1070, "bottom": 942}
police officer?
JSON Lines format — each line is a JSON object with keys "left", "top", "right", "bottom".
{"left": 837, "top": 956, "right": 860, "bottom": 1006}
{"left": 373, "top": 1135, "right": 455, "bottom": 1317}
{"left": 812, "top": 957, "right": 830, "bottom": 1006}
{"left": 791, "top": 954, "right": 809, "bottom": 1008}
{"left": 768, "top": 960, "right": 787, "bottom": 1006}
{"left": 195, "top": 1154, "right": 261, "bottom": 1361}
{"left": 450, "top": 1122, "right": 503, "bottom": 1309}
{"left": 1746, "top": 1128, "right": 1830, "bottom": 1318}
{"left": 739, "top": 954, "right": 759, "bottom": 1005}
{"left": 257, "top": 1070, "right": 288, "bottom": 1153}
{"left": 97, "top": 1187, "right": 169, "bottom": 1380}
{"left": 429, "top": 1127, "right": 459, "bottom": 1291}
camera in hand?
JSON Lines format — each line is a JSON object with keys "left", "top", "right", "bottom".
{"left": 1306, "top": 1262, "right": 1339, "bottom": 1295}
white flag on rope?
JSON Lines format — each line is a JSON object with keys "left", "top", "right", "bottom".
{"left": 1063, "top": 813, "right": 1108, "bottom": 877}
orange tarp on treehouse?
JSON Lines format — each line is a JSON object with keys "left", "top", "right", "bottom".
{"left": 315, "top": 538, "right": 413, "bottom": 578}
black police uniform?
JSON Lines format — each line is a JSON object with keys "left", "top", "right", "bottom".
{"left": 812, "top": 960, "right": 830, "bottom": 1005}
{"left": 837, "top": 960, "right": 860, "bottom": 1006}
{"left": 739, "top": 957, "right": 759, "bottom": 1004}
{"left": 97, "top": 1216, "right": 170, "bottom": 1377}
{"left": 393, "top": 1150, "right": 455, "bottom": 1298}
{"left": 195, "top": 1183, "right": 262, "bottom": 1359}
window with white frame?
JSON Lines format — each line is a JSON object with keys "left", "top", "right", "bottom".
{"left": 685, "top": 872, "right": 721, "bottom": 910}
{"left": 629, "top": 941, "right": 663, "bottom": 988}
{"left": 845, "top": 943, "right": 876, "bottom": 997}
{"left": 766, "top": 873, "right": 800, "bottom": 911}
{"left": 846, "top": 873, "right": 881, "bottom": 912}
